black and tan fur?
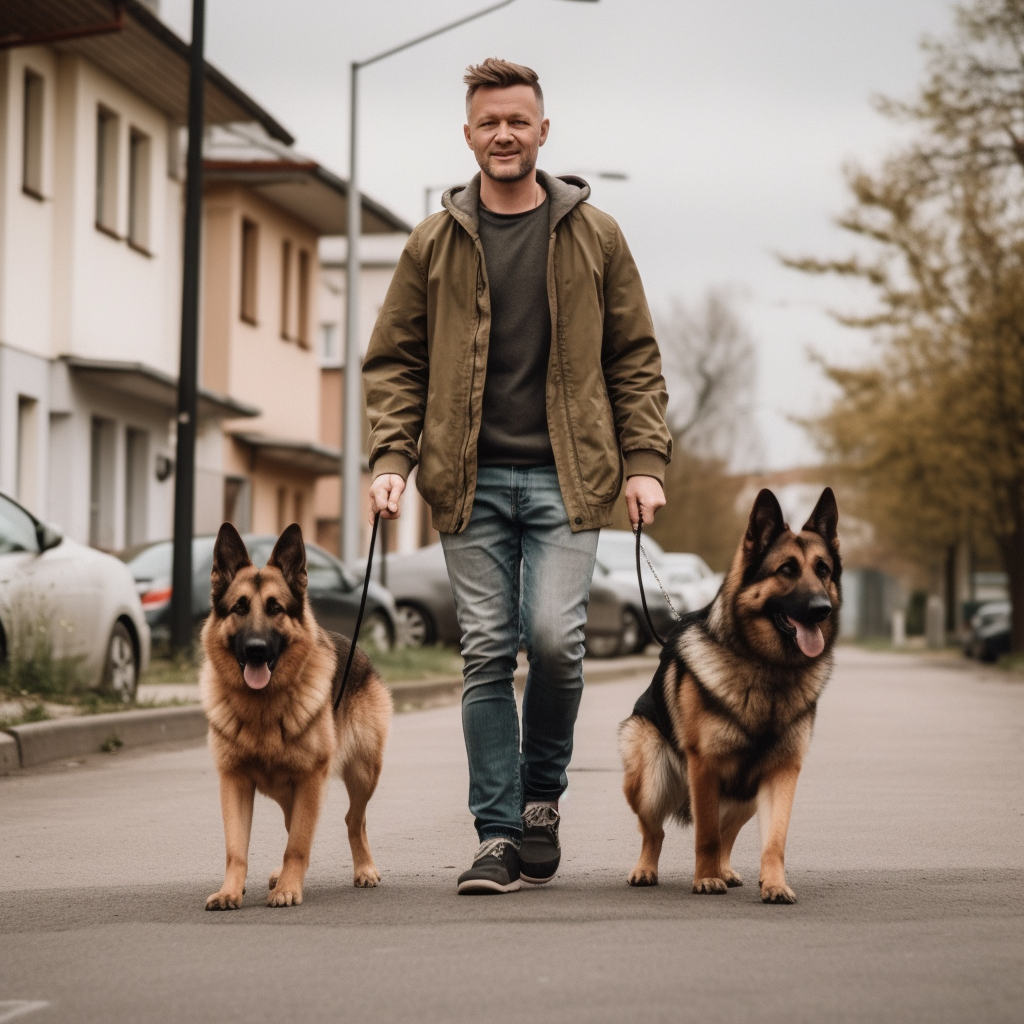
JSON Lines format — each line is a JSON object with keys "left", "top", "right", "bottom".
{"left": 619, "top": 488, "right": 841, "bottom": 903}
{"left": 200, "top": 522, "right": 392, "bottom": 910}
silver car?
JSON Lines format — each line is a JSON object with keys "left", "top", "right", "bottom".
{"left": 0, "top": 491, "right": 150, "bottom": 701}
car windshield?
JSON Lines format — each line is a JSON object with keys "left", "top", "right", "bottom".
{"left": 123, "top": 537, "right": 215, "bottom": 579}
{"left": 596, "top": 531, "right": 665, "bottom": 572}
{"left": 0, "top": 493, "right": 39, "bottom": 554}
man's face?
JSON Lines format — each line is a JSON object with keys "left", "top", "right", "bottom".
{"left": 464, "top": 84, "right": 549, "bottom": 183}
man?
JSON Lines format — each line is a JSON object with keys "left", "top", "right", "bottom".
{"left": 363, "top": 58, "right": 671, "bottom": 894}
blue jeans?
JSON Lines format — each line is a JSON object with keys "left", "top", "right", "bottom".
{"left": 440, "top": 466, "right": 600, "bottom": 843}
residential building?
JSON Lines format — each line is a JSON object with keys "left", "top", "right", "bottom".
{"left": 315, "top": 234, "right": 434, "bottom": 558}
{"left": 0, "top": 0, "right": 288, "bottom": 547}
{"left": 0, "top": 1, "right": 410, "bottom": 558}
{"left": 201, "top": 124, "right": 410, "bottom": 542}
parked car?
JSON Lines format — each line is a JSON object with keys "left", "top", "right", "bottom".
{"left": 658, "top": 552, "right": 724, "bottom": 612}
{"left": 963, "top": 600, "right": 1011, "bottom": 662}
{"left": 595, "top": 530, "right": 683, "bottom": 648}
{"left": 122, "top": 534, "right": 398, "bottom": 650}
{"left": 0, "top": 491, "right": 150, "bottom": 701}
{"left": 364, "top": 542, "right": 633, "bottom": 656}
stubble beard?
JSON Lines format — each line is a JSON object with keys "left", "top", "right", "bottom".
{"left": 480, "top": 150, "right": 535, "bottom": 183}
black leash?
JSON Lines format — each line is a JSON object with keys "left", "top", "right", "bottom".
{"left": 334, "top": 511, "right": 381, "bottom": 711}
{"left": 634, "top": 504, "right": 668, "bottom": 648}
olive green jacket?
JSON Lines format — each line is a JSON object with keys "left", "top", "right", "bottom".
{"left": 362, "top": 171, "right": 671, "bottom": 534}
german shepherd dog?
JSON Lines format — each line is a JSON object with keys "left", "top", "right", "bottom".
{"left": 619, "top": 487, "right": 840, "bottom": 903}
{"left": 201, "top": 523, "right": 392, "bottom": 910}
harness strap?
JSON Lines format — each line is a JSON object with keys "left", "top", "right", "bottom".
{"left": 333, "top": 511, "right": 381, "bottom": 712}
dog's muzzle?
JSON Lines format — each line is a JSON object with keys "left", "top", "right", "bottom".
{"left": 238, "top": 637, "right": 278, "bottom": 690}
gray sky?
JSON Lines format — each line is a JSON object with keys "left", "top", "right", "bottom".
{"left": 161, "top": 0, "right": 956, "bottom": 470}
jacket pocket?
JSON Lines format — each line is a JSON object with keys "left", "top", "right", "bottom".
{"left": 572, "top": 387, "right": 621, "bottom": 504}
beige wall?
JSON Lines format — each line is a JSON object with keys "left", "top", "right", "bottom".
{"left": 202, "top": 183, "right": 321, "bottom": 441}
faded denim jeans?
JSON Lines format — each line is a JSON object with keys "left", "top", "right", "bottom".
{"left": 440, "top": 466, "right": 599, "bottom": 843}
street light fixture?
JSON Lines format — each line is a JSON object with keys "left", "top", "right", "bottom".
{"left": 342, "top": 0, "right": 600, "bottom": 565}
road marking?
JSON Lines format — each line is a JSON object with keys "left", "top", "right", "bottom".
{"left": 0, "top": 1003, "right": 50, "bottom": 1023}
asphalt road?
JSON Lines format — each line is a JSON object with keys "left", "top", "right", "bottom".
{"left": 1, "top": 647, "right": 1022, "bottom": 1024}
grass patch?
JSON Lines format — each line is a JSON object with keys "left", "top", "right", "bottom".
{"left": 367, "top": 644, "right": 463, "bottom": 682}
{"left": 997, "top": 653, "right": 1024, "bottom": 675}
{"left": 141, "top": 655, "right": 200, "bottom": 687}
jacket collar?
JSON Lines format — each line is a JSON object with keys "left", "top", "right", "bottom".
{"left": 443, "top": 169, "right": 591, "bottom": 238}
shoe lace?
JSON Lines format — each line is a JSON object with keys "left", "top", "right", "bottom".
{"left": 522, "top": 804, "right": 559, "bottom": 829}
{"left": 476, "top": 837, "right": 513, "bottom": 860}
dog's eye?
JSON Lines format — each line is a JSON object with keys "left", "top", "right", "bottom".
{"left": 232, "top": 598, "right": 249, "bottom": 616}
{"left": 816, "top": 560, "right": 831, "bottom": 580}
{"left": 266, "top": 598, "right": 282, "bottom": 616}
{"left": 778, "top": 560, "right": 799, "bottom": 578}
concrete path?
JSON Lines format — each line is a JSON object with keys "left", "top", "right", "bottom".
{"left": 1, "top": 647, "right": 1022, "bottom": 1023}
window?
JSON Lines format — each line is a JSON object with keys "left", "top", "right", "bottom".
{"left": 293, "top": 490, "right": 305, "bottom": 528}
{"left": 16, "top": 397, "right": 39, "bottom": 513}
{"left": 319, "top": 323, "right": 338, "bottom": 363}
{"left": 305, "top": 546, "right": 344, "bottom": 592}
{"left": 22, "top": 70, "right": 44, "bottom": 198}
{"left": 240, "top": 218, "right": 258, "bottom": 323}
{"left": 280, "top": 240, "right": 292, "bottom": 339}
{"left": 124, "top": 428, "right": 149, "bottom": 546}
{"left": 276, "top": 486, "right": 288, "bottom": 532}
{"left": 89, "top": 417, "right": 116, "bottom": 549}
{"left": 297, "top": 249, "right": 310, "bottom": 347}
{"left": 95, "top": 107, "right": 119, "bottom": 234}
{"left": 127, "top": 129, "right": 151, "bottom": 252}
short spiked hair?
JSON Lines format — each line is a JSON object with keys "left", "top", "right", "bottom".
{"left": 464, "top": 58, "right": 544, "bottom": 119}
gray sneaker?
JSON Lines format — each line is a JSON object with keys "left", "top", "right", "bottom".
{"left": 519, "top": 804, "right": 561, "bottom": 884}
{"left": 456, "top": 837, "right": 522, "bottom": 894}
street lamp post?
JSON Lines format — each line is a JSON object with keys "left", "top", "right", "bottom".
{"left": 341, "top": 0, "right": 599, "bottom": 566}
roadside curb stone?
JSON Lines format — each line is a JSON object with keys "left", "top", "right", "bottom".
{"left": 0, "top": 732, "right": 20, "bottom": 773}
{"left": 0, "top": 655, "right": 660, "bottom": 770}
{"left": 4, "top": 706, "right": 208, "bottom": 769}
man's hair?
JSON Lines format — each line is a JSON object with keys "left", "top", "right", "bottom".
{"left": 463, "top": 58, "right": 544, "bottom": 119}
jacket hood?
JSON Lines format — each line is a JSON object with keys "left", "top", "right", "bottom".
{"left": 443, "top": 170, "right": 591, "bottom": 237}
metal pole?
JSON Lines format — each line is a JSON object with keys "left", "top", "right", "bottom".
{"left": 170, "top": 0, "right": 205, "bottom": 655}
{"left": 342, "top": 61, "right": 361, "bottom": 565}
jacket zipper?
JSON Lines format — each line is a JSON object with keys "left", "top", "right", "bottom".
{"left": 457, "top": 242, "right": 487, "bottom": 530}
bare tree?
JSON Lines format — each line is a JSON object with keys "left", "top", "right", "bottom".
{"left": 656, "top": 288, "right": 758, "bottom": 465}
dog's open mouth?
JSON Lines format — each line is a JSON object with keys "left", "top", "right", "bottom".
{"left": 775, "top": 613, "right": 825, "bottom": 659}
{"left": 241, "top": 659, "right": 276, "bottom": 690}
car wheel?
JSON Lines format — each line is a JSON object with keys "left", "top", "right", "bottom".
{"left": 359, "top": 610, "right": 395, "bottom": 652}
{"left": 395, "top": 602, "right": 435, "bottom": 648}
{"left": 102, "top": 621, "right": 138, "bottom": 702}
{"left": 619, "top": 607, "right": 644, "bottom": 656}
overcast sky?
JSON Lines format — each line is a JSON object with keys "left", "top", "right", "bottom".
{"left": 161, "top": 0, "right": 955, "bottom": 470}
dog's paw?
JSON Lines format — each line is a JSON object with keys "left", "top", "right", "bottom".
{"left": 205, "top": 889, "right": 243, "bottom": 911}
{"left": 353, "top": 866, "right": 380, "bottom": 888}
{"left": 722, "top": 867, "right": 743, "bottom": 887}
{"left": 267, "top": 888, "right": 302, "bottom": 907}
{"left": 627, "top": 867, "right": 658, "bottom": 887}
{"left": 761, "top": 883, "right": 796, "bottom": 904}
{"left": 692, "top": 876, "right": 728, "bottom": 895}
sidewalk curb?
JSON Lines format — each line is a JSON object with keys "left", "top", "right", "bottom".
{"left": 0, "top": 657, "right": 660, "bottom": 771}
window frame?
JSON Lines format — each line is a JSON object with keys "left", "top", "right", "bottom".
{"left": 127, "top": 127, "right": 152, "bottom": 255}
{"left": 240, "top": 218, "right": 259, "bottom": 324}
{"left": 95, "top": 105, "right": 120, "bottom": 237}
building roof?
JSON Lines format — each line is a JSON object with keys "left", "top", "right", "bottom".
{"left": 230, "top": 432, "right": 354, "bottom": 477}
{"left": 204, "top": 125, "right": 413, "bottom": 236}
{"left": 0, "top": 0, "right": 294, "bottom": 144}
{"left": 64, "top": 358, "right": 260, "bottom": 420}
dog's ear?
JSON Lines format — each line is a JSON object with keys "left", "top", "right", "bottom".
{"left": 268, "top": 523, "right": 307, "bottom": 598}
{"left": 802, "top": 487, "right": 840, "bottom": 551}
{"left": 212, "top": 522, "right": 251, "bottom": 603}
{"left": 743, "top": 489, "right": 787, "bottom": 564}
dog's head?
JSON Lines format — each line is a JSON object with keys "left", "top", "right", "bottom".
{"left": 725, "top": 487, "right": 842, "bottom": 665}
{"left": 207, "top": 522, "right": 309, "bottom": 691}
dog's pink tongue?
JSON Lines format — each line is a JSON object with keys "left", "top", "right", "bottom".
{"left": 243, "top": 662, "right": 272, "bottom": 690}
{"left": 789, "top": 618, "right": 825, "bottom": 658}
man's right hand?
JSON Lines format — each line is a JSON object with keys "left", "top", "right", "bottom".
{"left": 369, "top": 473, "right": 406, "bottom": 523}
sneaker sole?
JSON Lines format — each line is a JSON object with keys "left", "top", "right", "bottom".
{"left": 457, "top": 877, "right": 522, "bottom": 894}
{"left": 519, "top": 870, "right": 556, "bottom": 884}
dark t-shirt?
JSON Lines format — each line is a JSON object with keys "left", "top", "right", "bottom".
{"left": 475, "top": 197, "right": 555, "bottom": 467}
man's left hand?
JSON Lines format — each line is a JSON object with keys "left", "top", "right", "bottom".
{"left": 625, "top": 475, "right": 666, "bottom": 527}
